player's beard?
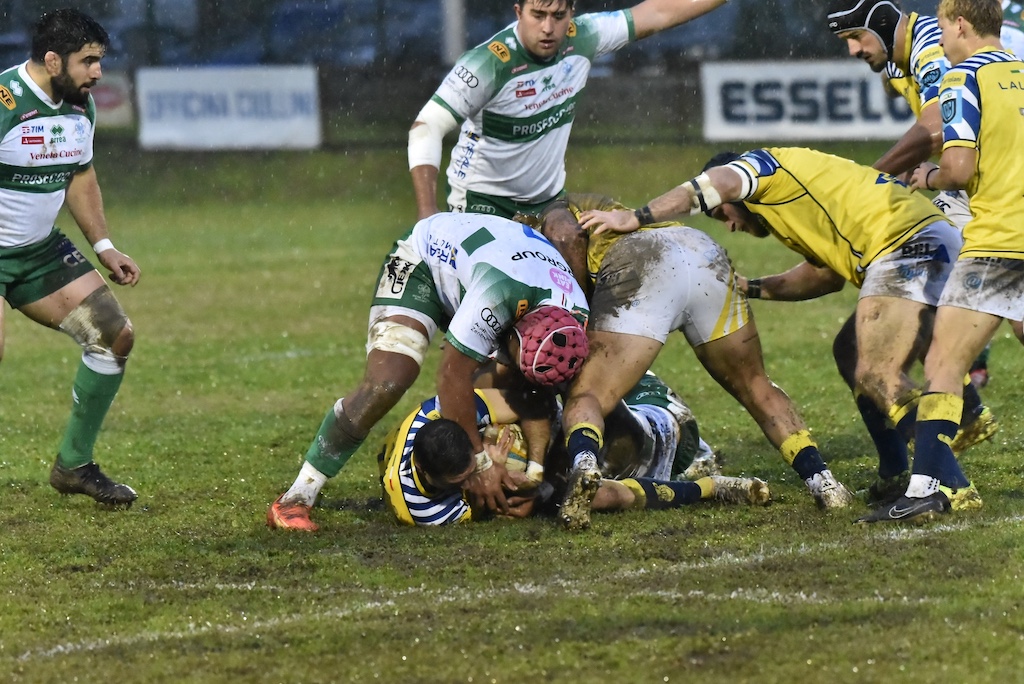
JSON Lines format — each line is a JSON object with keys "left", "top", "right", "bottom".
{"left": 51, "top": 67, "right": 93, "bottom": 106}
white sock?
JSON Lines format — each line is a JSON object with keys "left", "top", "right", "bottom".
{"left": 282, "top": 461, "right": 328, "bottom": 507}
{"left": 905, "top": 474, "right": 940, "bottom": 498}
{"left": 573, "top": 451, "right": 598, "bottom": 470}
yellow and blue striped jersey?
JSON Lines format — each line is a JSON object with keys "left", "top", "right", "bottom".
{"left": 377, "top": 390, "right": 498, "bottom": 526}
{"left": 727, "top": 147, "right": 946, "bottom": 286}
{"left": 939, "top": 48, "right": 1024, "bottom": 259}
{"left": 884, "top": 12, "right": 948, "bottom": 118}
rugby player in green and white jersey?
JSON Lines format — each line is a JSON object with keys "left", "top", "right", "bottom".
{"left": 408, "top": 0, "right": 728, "bottom": 278}
{"left": 268, "top": 210, "right": 590, "bottom": 532}
{"left": 1, "top": 9, "right": 141, "bottom": 507}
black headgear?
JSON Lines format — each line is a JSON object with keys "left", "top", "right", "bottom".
{"left": 702, "top": 151, "right": 741, "bottom": 174}
{"left": 826, "top": 1, "right": 902, "bottom": 60}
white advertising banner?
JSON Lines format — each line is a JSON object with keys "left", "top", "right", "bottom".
{"left": 92, "top": 71, "right": 133, "bottom": 128}
{"left": 136, "top": 66, "right": 321, "bottom": 149}
{"left": 701, "top": 60, "right": 915, "bottom": 141}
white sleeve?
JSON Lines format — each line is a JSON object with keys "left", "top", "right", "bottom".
{"left": 408, "top": 99, "right": 459, "bottom": 170}
{"left": 724, "top": 162, "right": 757, "bottom": 200}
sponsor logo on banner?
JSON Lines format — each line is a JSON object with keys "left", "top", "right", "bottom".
{"left": 136, "top": 66, "right": 321, "bottom": 149}
{"left": 701, "top": 60, "right": 914, "bottom": 141}
{"left": 21, "top": 136, "right": 43, "bottom": 144}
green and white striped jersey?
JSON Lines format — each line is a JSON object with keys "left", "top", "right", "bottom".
{"left": 433, "top": 11, "right": 634, "bottom": 207}
{"left": 0, "top": 62, "right": 95, "bottom": 248}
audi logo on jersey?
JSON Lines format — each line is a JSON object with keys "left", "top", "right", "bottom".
{"left": 454, "top": 66, "right": 479, "bottom": 88}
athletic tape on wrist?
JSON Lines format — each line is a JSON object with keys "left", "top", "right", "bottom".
{"left": 92, "top": 238, "right": 114, "bottom": 254}
{"left": 525, "top": 461, "right": 545, "bottom": 483}
{"left": 634, "top": 205, "right": 655, "bottom": 226}
{"left": 473, "top": 450, "right": 493, "bottom": 473}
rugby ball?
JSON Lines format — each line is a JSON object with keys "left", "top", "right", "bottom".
{"left": 480, "top": 423, "right": 529, "bottom": 472}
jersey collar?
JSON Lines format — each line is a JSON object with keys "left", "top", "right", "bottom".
{"left": 19, "top": 62, "right": 61, "bottom": 110}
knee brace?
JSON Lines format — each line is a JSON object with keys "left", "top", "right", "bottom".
{"left": 367, "top": 320, "right": 429, "bottom": 365}
{"left": 59, "top": 288, "right": 129, "bottom": 373}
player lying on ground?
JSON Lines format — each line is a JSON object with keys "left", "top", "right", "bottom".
{"left": 378, "top": 378, "right": 768, "bottom": 526}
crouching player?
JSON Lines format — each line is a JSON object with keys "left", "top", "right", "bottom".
{"left": 378, "top": 374, "right": 769, "bottom": 526}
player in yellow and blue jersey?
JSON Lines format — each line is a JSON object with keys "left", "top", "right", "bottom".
{"left": 828, "top": 0, "right": 949, "bottom": 175}
{"left": 859, "top": 0, "right": 1024, "bottom": 523}
{"left": 543, "top": 193, "right": 850, "bottom": 531}
{"left": 377, "top": 382, "right": 769, "bottom": 526}
{"left": 828, "top": 0, "right": 1024, "bottom": 391}
{"left": 575, "top": 147, "right": 992, "bottom": 516}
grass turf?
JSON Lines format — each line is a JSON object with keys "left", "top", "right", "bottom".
{"left": 2, "top": 141, "right": 1023, "bottom": 683}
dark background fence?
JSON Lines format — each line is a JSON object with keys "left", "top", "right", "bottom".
{"left": 0, "top": 0, "right": 941, "bottom": 146}
{"left": 1, "top": 0, "right": 942, "bottom": 71}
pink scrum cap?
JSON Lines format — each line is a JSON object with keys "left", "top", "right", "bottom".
{"left": 513, "top": 306, "right": 589, "bottom": 386}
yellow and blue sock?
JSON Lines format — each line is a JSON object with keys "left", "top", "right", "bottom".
{"left": 780, "top": 430, "right": 827, "bottom": 480}
{"left": 913, "top": 392, "right": 969, "bottom": 489}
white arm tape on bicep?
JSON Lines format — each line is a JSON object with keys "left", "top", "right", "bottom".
{"left": 408, "top": 100, "right": 459, "bottom": 170}
{"left": 685, "top": 172, "right": 724, "bottom": 215}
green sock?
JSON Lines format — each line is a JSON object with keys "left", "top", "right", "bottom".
{"left": 58, "top": 362, "right": 124, "bottom": 468}
{"left": 304, "top": 407, "right": 363, "bottom": 478}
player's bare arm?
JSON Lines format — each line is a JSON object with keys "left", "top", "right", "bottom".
{"left": 410, "top": 163, "right": 441, "bottom": 221}
{"left": 631, "top": 0, "right": 729, "bottom": 39}
{"left": 873, "top": 102, "right": 944, "bottom": 176}
{"left": 437, "top": 344, "right": 512, "bottom": 513}
{"left": 65, "top": 167, "right": 140, "bottom": 287}
{"left": 578, "top": 165, "right": 743, "bottom": 235}
{"left": 909, "top": 147, "right": 976, "bottom": 193}
{"left": 740, "top": 261, "right": 846, "bottom": 302}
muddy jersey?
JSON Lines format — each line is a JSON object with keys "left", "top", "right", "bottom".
{"left": 565, "top": 192, "right": 679, "bottom": 284}
{"left": 376, "top": 213, "right": 589, "bottom": 362}
{"left": 725, "top": 147, "right": 945, "bottom": 286}
{"left": 0, "top": 63, "right": 95, "bottom": 248}
{"left": 883, "top": 13, "right": 947, "bottom": 119}
{"left": 432, "top": 11, "right": 633, "bottom": 205}
{"left": 939, "top": 48, "right": 1024, "bottom": 259}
